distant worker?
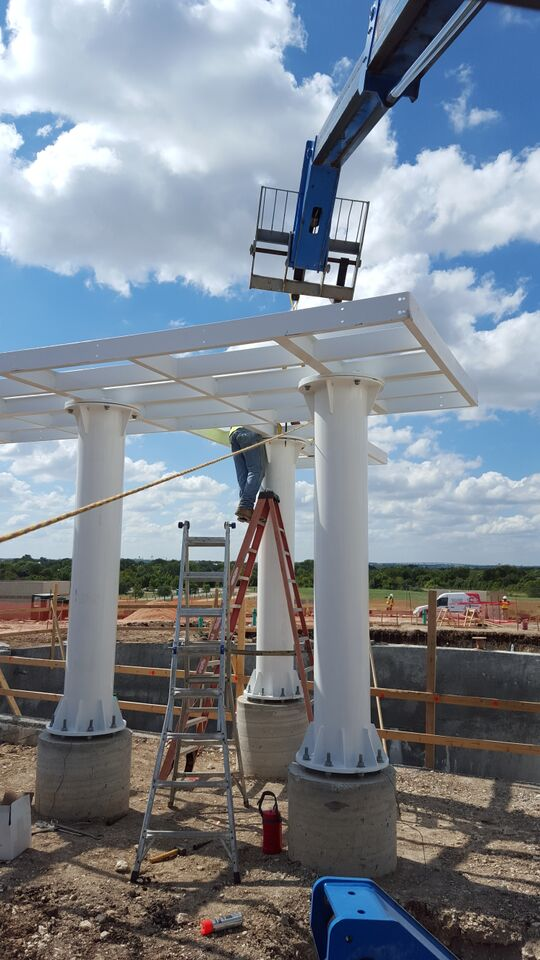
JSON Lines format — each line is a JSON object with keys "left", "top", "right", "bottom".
{"left": 385, "top": 593, "right": 394, "bottom": 613}
{"left": 229, "top": 426, "right": 266, "bottom": 523}
{"left": 501, "top": 595, "right": 510, "bottom": 620}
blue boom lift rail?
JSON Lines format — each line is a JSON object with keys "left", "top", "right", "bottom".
{"left": 311, "top": 878, "right": 458, "bottom": 959}
{"left": 249, "top": 0, "right": 539, "bottom": 303}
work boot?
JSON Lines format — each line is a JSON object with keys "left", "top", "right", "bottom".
{"left": 235, "top": 506, "right": 253, "bottom": 523}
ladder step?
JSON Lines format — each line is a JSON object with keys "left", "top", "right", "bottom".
{"left": 185, "top": 571, "right": 224, "bottom": 582}
{"left": 178, "top": 673, "right": 224, "bottom": 686}
{"left": 183, "top": 706, "right": 227, "bottom": 714}
{"left": 180, "top": 676, "right": 220, "bottom": 684}
{"left": 146, "top": 829, "right": 231, "bottom": 841}
{"left": 174, "top": 687, "right": 220, "bottom": 699}
{"left": 156, "top": 779, "right": 229, "bottom": 790}
{"left": 165, "top": 732, "right": 225, "bottom": 743}
{"left": 178, "top": 607, "right": 223, "bottom": 617}
{"left": 188, "top": 537, "right": 225, "bottom": 547}
{"left": 177, "top": 643, "right": 223, "bottom": 656}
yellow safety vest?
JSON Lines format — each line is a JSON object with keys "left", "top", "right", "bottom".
{"left": 229, "top": 424, "right": 281, "bottom": 439}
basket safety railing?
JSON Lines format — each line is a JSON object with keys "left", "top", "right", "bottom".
{"left": 249, "top": 185, "right": 369, "bottom": 302}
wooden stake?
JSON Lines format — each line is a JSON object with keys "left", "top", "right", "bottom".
{"left": 425, "top": 589, "right": 437, "bottom": 769}
{"left": 49, "top": 583, "right": 65, "bottom": 661}
{"left": 369, "top": 646, "right": 386, "bottom": 753}
{"left": 0, "top": 667, "right": 21, "bottom": 716}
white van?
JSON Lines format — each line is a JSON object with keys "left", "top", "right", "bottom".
{"left": 413, "top": 592, "right": 482, "bottom": 617}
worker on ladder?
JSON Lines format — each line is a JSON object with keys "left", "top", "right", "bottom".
{"left": 229, "top": 425, "right": 270, "bottom": 523}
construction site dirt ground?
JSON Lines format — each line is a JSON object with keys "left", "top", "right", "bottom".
{"left": 1, "top": 738, "right": 539, "bottom": 960}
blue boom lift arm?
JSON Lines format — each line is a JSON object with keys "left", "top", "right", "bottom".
{"left": 249, "top": 0, "right": 539, "bottom": 303}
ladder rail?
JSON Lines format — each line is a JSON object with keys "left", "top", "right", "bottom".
{"left": 131, "top": 523, "right": 191, "bottom": 880}
{"left": 218, "top": 523, "right": 241, "bottom": 882}
{"left": 132, "top": 521, "right": 245, "bottom": 886}
{"left": 268, "top": 499, "right": 314, "bottom": 721}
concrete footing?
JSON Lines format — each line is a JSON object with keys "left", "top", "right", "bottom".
{"left": 287, "top": 761, "right": 397, "bottom": 877}
{"left": 236, "top": 695, "right": 308, "bottom": 780}
{"left": 35, "top": 728, "right": 132, "bottom": 821}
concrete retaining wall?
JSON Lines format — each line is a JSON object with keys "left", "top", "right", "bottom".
{"left": 373, "top": 645, "right": 540, "bottom": 784}
{"left": 1, "top": 643, "right": 538, "bottom": 783}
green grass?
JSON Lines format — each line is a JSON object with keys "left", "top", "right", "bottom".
{"left": 369, "top": 588, "right": 427, "bottom": 606}
{"left": 298, "top": 587, "right": 427, "bottom": 606}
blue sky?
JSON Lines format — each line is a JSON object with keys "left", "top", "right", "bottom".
{"left": 0, "top": 0, "right": 539, "bottom": 564}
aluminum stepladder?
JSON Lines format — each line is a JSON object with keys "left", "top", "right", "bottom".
{"left": 131, "top": 520, "right": 247, "bottom": 885}
{"left": 159, "top": 492, "right": 314, "bottom": 786}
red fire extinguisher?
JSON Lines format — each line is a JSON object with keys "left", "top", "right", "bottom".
{"left": 257, "top": 791, "right": 282, "bottom": 854}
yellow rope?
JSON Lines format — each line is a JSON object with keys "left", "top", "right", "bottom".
{"left": 0, "top": 431, "right": 303, "bottom": 546}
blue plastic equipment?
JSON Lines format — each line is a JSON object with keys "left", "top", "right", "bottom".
{"left": 311, "top": 877, "right": 457, "bottom": 959}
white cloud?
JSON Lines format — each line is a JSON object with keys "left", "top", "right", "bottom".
{"left": 0, "top": 120, "right": 22, "bottom": 155}
{"left": 6, "top": 439, "right": 77, "bottom": 481}
{"left": 0, "top": 0, "right": 334, "bottom": 294}
{"left": 455, "top": 471, "right": 540, "bottom": 505}
{"left": 443, "top": 65, "right": 500, "bottom": 134}
{"left": 499, "top": 7, "right": 539, "bottom": 27}
{"left": 24, "top": 122, "right": 119, "bottom": 195}
{"left": 332, "top": 56, "right": 352, "bottom": 87}
{"left": 2, "top": 4, "right": 533, "bottom": 303}
{"left": 405, "top": 437, "right": 433, "bottom": 459}
{"left": 366, "top": 450, "right": 540, "bottom": 562}
{"left": 295, "top": 479, "right": 313, "bottom": 506}
{"left": 292, "top": 445, "right": 540, "bottom": 563}
{"left": 0, "top": 437, "right": 233, "bottom": 558}
{"left": 1, "top": 428, "right": 540, "bottom": 563}
{"left": 368, "top": 423, "right": 413, "bottom": 453}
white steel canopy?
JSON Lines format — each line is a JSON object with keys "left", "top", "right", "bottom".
{"left": 0, "top": 292, "right": 476, "bottom": 447}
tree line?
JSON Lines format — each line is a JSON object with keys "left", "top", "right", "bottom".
{"left": 1, "top": 555, "right": 539, "bottom": 598}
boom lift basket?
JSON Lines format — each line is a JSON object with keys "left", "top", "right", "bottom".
{"left": 249, "top": 185, "right": 369, "bottom": 303}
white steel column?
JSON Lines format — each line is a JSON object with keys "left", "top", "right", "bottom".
{"left": 246, "top": 437, "right": 304, "bottom": 700}
{"left": 296, "top": 375, "right": 388, "bottom": 774}
{"left": 50, "top": 401, "right": 138, "bottom": 737}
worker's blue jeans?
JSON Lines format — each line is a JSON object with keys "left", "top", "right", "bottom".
{"left": 230, "top": 428, "right": 265, "bottom": 510}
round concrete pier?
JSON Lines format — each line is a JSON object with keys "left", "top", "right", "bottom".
{"left": 35, "top": 728, "right": 132, "bottom": 821}
{"left": 287, "top": 761, "right": 397, "bottom": 877}
{"left": 236, "top": 695, "right": 307, "bottom": 780}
